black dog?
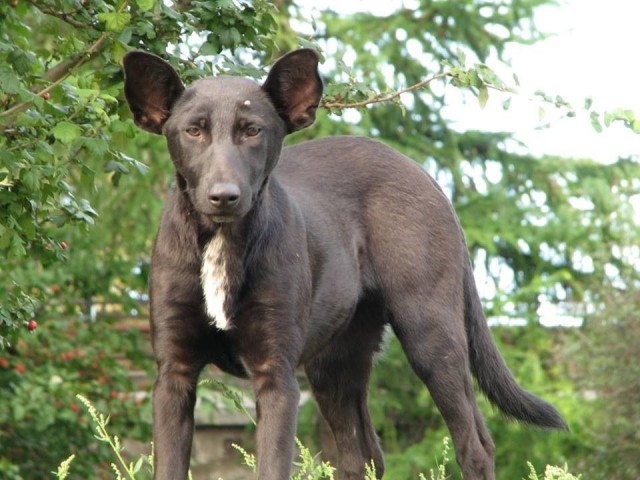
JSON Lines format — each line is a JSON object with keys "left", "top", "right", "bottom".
{"left": 123, "top": 49, "right": 566, "bottom": 480}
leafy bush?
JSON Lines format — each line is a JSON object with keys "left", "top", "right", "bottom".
{"left": 569, "top": 290, "right": 640, "bottom": 479}
{"left": 0, "top": 316, "right": 151, "bottom": 479}
{"left": 0, "top": 0, "right": 280, "bottom": 351}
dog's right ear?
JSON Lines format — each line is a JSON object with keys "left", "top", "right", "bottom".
{"left": 123, "top": 52, "right": 185, "bottom": 134}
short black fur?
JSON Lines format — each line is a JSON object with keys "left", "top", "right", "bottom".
{"left": 123, "top": 49, "right": 566, "bottom": 480}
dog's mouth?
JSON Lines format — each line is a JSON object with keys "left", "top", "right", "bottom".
{"left": 207, "top": 213, "right": 241, "bottom": 223}
{"left": 196, "top": 203, "right": 250, "bottom": 223}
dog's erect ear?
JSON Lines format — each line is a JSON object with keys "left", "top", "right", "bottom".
{"left": 262, "top": 49, "right": 323, "bottom": 133}
{"left": 123, "top": 52, "right": 185, "bottom": 134}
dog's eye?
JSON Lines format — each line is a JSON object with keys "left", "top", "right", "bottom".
{"left": 245, "top": 125, "right": 262, "bottom": 137}
{"left": 185, "top": 126, "right": 201, "bottom": 137}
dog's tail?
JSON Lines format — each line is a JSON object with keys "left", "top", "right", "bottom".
{"left": 463, "top": 261, "right": 568, "bottom": 430}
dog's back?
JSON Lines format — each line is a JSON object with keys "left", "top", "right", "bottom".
{"left": 278, "top": 134, "right": 465, "bottom": 300}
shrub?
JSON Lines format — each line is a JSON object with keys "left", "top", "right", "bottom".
{"left": 0, "top": 315, "right": 151, "bottom": 479}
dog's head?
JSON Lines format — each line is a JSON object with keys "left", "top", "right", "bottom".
{"left": 123, "top": 49, "right": 322, "bottom": 222}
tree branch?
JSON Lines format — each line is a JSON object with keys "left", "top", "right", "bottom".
{"left": 0, "top": 1, "right": 130, "bottom": 131}
{"left": 24, "top": 0, "right": 88, "bottom": 29}
{"left": 321, "top": 72, "right": 451, "bottom": 110}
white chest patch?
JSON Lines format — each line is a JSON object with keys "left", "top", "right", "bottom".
{"left": 201, "top": 235, "right": 231, "bottom": 330}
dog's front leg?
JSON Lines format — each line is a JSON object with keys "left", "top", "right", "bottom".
{"left": 250, "top": 364, "right": 300, "bottom": 479}
{"left": 152, "top": 361, "right": 200, "bottom": 480}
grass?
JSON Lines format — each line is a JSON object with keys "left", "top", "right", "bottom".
{"left": 55, "top": 392, "right": 580, "bottom": 480}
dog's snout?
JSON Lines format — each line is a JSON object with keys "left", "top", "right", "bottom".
{"left": 208, "top": 183, "right": 241, "bottom": 208}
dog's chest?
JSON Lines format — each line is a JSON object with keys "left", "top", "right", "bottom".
{"left": 200, "top": 235, "right": 233, "bottom": 330}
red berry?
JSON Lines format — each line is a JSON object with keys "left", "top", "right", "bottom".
{"left": 60, "top": 241, "right": 68, "bottom": 250}
{"left": 42, "top": 92, "right": 51, "bottom": 100}
{"left": 15, "top": 364, "right": 26, "bottom": 374}
{"left": 27, "top": 320, "right": 37, "bottom": 332}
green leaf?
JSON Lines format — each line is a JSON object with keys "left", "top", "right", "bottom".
{"left": 476, "top": 64, "right": 505, "bottom": 90}
{"left": 538, "top": 106, "right": 546, "bottom": 122}
{"left": 468, "top": 68, "right": 483, "bottom": 89}
{"left": 478, "top": 85, "right": 489, "bottom": 109}
{"left": 82, "top": 137, "right": 109, "bottom": 157}
{"left": 52, "top": 121, "right": 82, "bottom": 144}
{"left": 12, "top": 402, "right": 26, "bottom": 421}
{"left": 104, "top": 160, "right": 129, "bottom": 174}
{"left": 136, "top": 0, "right": 156, "bottom": 10}
{"left": 21, "top": 169, "right": 39, "bottom": 192}
{"left": 132, "top": 456, "right": 144, "bottom": 474}
{"left": 611, "top": 108, "right": 635, "bottom": 122}
{"left": 0, "top": 65, "right": 21, "bottom": 94}
{"left": 603, "top": 111, "right": 613, "bottom": 127}
{"left": 98, "top": 12, "right": 132, "bottom": 32}
{"left": 50, "top": 215, "right": 67, "bottom": 227}
{"left": 9, "top": 50, "right": 34, "bottom": 76}
{"left": 590, "top": 111, "right": 602, "bottom": 133}
{"left": 9, "top": 234, "right": 27, "bottom": 258}
{"left": 18, "top": 215, "right": 36, "bottom": 240}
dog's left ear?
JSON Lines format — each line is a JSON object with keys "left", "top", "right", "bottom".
{"left": 262, "top": 49, "right": 323, "bottom": 133}
{"left": 123, "top": 52, "right": 185, "bottom": 134}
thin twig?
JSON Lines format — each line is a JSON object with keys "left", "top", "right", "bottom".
{"left": 25, "top": 0, "right": 87, "bottom": 29}
{"left": 321, "top": 71, "right": 451, "bottom": 110}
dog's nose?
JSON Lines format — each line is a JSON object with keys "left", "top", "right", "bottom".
{"left": 208, "top": 183, "right": 241, "bottom": 208}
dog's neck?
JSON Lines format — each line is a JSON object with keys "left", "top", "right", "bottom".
{"left": 200, "top": 232, "right": 237, "bottom": 330}
{"left": 181, "top": 175, "right": 284, "bottom": 330}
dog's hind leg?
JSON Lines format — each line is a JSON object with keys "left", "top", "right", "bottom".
{"left": 304, "top": 297, "right": 386, "bottom": 480}
{"left": 388, "top": 291, "right": 495, "bottom": 480}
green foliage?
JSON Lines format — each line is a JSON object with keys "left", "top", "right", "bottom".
{"left": 533, "top": 90, "right": 640, "bottom": 134}
{"left": 0, "top": 315, "right": 151, "bottom": 479}
{"left": 526, "top": 462, "right": 582, "bottom": 480}
{"left": 76, "top": 394, "right": 154, "bottom": 480}
{"left": 308, "top": 1, "right": 640, "bottom": 318}
{"left": 199, "top": 377, "right": 256, "bottom": 425}
{"left": 2, "top": 0, "right": 639, "bottom": 478}
{"left": 568, "top": 289, "right": 640, "bottom": 480}
{"left": 54, "top": 454, "right": 76, "bottom": 480}
{"left": 62, "top": 395, "right": 581, "bottom": 480}
{"left": 0, "top": 0, "right": 281, "bottom": 348}
{"left": 291, "top": 438, "right": 336, "bottom": 480}
{"left": 231, "top": 443, "right": 256, "bottom": 474}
